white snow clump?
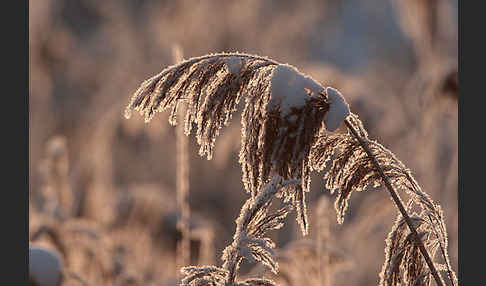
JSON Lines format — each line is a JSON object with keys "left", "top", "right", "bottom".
{"left": 268, "top": 64, "right": 324, "bottom": 116}
{"left": 324, "top": 87, "right": 350, "bottom": 131}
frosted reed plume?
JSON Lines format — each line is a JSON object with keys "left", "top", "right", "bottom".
{"left": 311, "top": 113, "right": 457, "bottom": 286}
{"left": 378, "top": 213, "right": 451, "bottom": 286}
{"left": 125, "top": 52, "right": 344, "bottom": 235}
{"left": 125, "top": 52, "right": 456, "bottom": 285}
{"left": 180, "top": 176, "right": 298, "bottom": 286}
{"left": 221, "top": 177, "right": 297, "bottom": 283}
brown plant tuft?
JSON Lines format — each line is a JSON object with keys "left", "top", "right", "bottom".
{"left": 125, "top": 52, "right": 457, "bottom": 286}
{"left": 378, "top": 212, "right": 456, "bottom": 286}
{"left": 311, "top": 114, "right": 456, "bottom": 286}
{"left": 180, "top": 176, "right": 298, "bottom": 286}
{"left": 125, "top": 52, "right": 332, "bottom": 235}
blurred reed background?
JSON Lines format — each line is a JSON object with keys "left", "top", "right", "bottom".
{"left": 29, "top": 1, "right": 458, "bottom": 285}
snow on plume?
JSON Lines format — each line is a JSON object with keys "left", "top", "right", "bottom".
{"left": 268, "top": 64, "right": 324, "bottom": 116}
{"left": 324, "top": 87, "right": 350, "bottom": 131}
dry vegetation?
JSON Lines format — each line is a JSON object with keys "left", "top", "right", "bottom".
{"left": 29, "top": 1, "right": 458, "bottom": 285}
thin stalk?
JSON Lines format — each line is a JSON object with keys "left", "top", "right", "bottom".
{"left": 176, "top": 102, "right": 191, "bottom": 273}
{"left": 344, "top": 119, "right": 444, "bottom": 286}
{"left": 174, "top": 45, "right": 191, "bottom": 280}
{"left": 317, "top": 197, "right": 331, "bottom": 286}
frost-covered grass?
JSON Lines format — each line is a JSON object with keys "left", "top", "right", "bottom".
{"left": 124, "top": 52, "right": 457, "bottom": 286}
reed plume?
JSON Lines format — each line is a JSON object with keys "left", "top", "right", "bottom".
{"left": 125, "top": 52, "right": 456, "bottom": 285}
{"left": 379, "top": 214, "right": 443, "bottom": 286}
{"left": 180, "top": 176, "right": 298, "bottom": 286}
{"left": 125, "top": 52, "right": 349, "bottom": 235}
{"left": 311, "top": 114, "right": 457, "bottom": 286}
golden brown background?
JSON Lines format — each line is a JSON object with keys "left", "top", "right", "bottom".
{"left": 29, "top": 1, "right": 458, "bottom": 285}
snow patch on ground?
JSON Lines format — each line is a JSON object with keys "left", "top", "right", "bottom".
{"left": 29, "top": 245, "right": 63, "bottom": 286}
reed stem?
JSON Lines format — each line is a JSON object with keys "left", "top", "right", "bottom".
{"left": 174, "top": 45, "right": 191, "bottom": 280}
{"left": 344, "top": 118, "right": 444, "bottom": 286}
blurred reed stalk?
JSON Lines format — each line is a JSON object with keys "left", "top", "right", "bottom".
{"left": 343, "top": 118, "right": 444, "bottom": 286}
{"left": 317, "top": 196, "right": 331, "bottom": 286}
{"left": 41, "top": 136, "right": 73, "bottom": 220}
{"left": 173, "top": 45, "right": 192, "bottom": 279}
{"left": 196, "top": 227, "right": 215, "bottom": 266}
